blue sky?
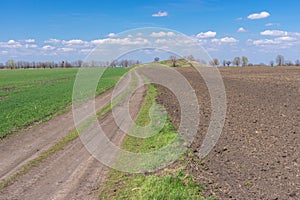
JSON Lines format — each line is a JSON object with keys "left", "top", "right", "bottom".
{"left": 1, "top": 0, "right": 300, "bottom": 64}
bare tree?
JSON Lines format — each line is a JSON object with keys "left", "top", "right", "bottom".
{"left": 187, "top": 55, "right": 195, "bottom": 61}
{"left": 222, "top": 60, "right": 226, "bottom": 67}
{"left": 226, "top": 61, "right": 231, "bottom": 67}
{"left": 286, "top": 60, "right": 293, "bottom": 66}
{"left": 233, "top": 57, "right": 241, "bottom": 66}
{"left": 270, "top": 61, "right": 274, "bottom": 67}
{"left": 276, "top": 55, "right": 284, "bottom": 66}
{"left": 6, "top": 60, "right": 16, "bottom": 69}
{"left": 295, "top": 60, "right": 300, "bottom": 66}
{"left": 170, "top": 56, "right": 177, "bottom": 67}
{"left": 241, "top": 56, "right": 248, "bottom": 67}
{"left": 120, "top": 60, "right": 129, "bottom": 67}
{"left": 210, "top": 58, "right": 219, "bottom": 66}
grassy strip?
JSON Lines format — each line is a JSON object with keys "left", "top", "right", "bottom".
{"left": 99, "top": 84, "right": 211, "bottom": 200}
{"left": 0, "top": 70, "right": 138, "bottom": 191}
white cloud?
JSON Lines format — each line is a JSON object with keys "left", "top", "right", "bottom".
{"left": 248, "top": 11, "right": 270, "bottom": 20}
{"left": 249, "top": 36, "right": 299, "bottom": 47}
{"left": 8, "top": 40, "right": 17, "bottom": 44}
{"left": 1, "top": 51, "right": 8, "bottom": 54}
{"left": 265, "top": 23, "right": 280, "bottom": 27}
{"left": 196, "top": 31, "right": 217, "bottom": 38}
{"left": 152, "top": 11, "right": 168, "bottom": 17}
{"left": 25, "top": 39, "right": 35, "bottom": 43}
{"left": 212, "top": 37, "right": 238, "bottom": 43}
{"left": 62, "top": 39, "right": 86, "bottom": 45}
{"left": 44, "top": 39, "right": 61, "bottom": 44}
{"left": 90, "top": 37, "right": 150, "bottom": 45}
{"left": 42, "top": 45, "right": 56, "bottom": 50}
{"left": 25, "top": 44, "right": 38, "bottom": 48}
{"left": 276, "top": 36, "right": 296, "bottom": 41}
{"left": 235, "top": 17, "right": 243, "bottom": 21}
{"left": 108, "top": 33, "right": 116, "bottom": 37}
{"left": 237, "top": 27, "right": 247, "bottom": 33}
{"left": 154, "top": 39, "right": 168, "bottom": 44}
{"left": 261, "top": 30, "right": 288, "bottom": 36}
{"left": 0, "top": 40, "right": 22, "bottom": 48}
{"left": 250, "top": 39, "right": 279, "bottom": 46}
{"left": 80, "top": 49, "right": 93, "bottom": 53}
{"left": 150, "top": 31, "right": 175, "bottom": 37}
{"left": 58, "top": 47, "right": 75, "bottom": 52}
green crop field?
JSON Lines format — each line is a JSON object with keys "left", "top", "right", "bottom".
{"left": 0, "top": 68, "right": 127, "bottom": 138}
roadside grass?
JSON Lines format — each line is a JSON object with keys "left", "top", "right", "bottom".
{"left": 99, "top": 84, "right": 210, "bottom": 200}
{"left": 0, "top": 68, "right": 127, "bottom": 138}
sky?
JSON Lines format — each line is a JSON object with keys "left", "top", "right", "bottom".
{"left": 0, "top": 0, "right": 300, "bottom": 64}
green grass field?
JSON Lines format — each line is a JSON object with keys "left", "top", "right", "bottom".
{"left": 0, "top": 68, "right": 127, "bottom": 138}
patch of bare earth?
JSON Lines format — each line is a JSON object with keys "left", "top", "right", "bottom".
{"left": 156, "top": 66, "right": 300, "bottom": 199}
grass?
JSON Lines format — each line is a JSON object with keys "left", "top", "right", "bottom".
{"left": 0, "top": 68, "right": 127, "bottom": 138}
{"left": 99, "top": 84, "right": 209, "bottom": 200}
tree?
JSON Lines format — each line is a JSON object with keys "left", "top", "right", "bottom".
{"left": 226, "top": 61, "right": 231, "bottom": 67}
{"left": 187, "top": 55, "right": 195, "bottom": 61}
{"left": 270, "top": 61, "right": 274, "bottom": 67}
{"left": 210, "top": 58, "right": 219, "bottom": 66}
{"left": 241, "top": 56, "right": 248, "bottom": 67}
{"left": 233, "top": 57, "right": 241, "bottom": 66}
{"left": 295, "top": 60, "right": 300, "bottom": 66}
{"left": 120, "top": 60, "right": 129, "bottom": 67}
{"left": 286, "top": 61, "right": 293, "bottom": 66}
{"left": 6, "top": 60, "right": 16, "bottom": 69}
{"left": 276, "top": 55, "right": 284, "bottom": 66}
{"left": 170, "top": 56, "right": 177, "bottom": 67}
{"left": 154, "top": 57, "right": 160, "bottom": 62}
{"left": 222, "top": 60, "right": 226, "bottom": 67}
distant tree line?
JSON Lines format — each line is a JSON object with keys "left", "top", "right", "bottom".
{"left": 212, "top": 55, "right": 300, "bottom": 67}
{"left": 0, "top": 59, "right": 141, "bottom": 69}
{"left": 1, "top": 55, "right": 299, "bottom": 69}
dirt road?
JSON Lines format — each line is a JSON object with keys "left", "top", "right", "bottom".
{"left": 0, "top": 88, "right": 113, "bottom": 183}
{"left": 0, "top": 71, "right": 146, "bottom": 200}
{"left": 157, "top": 66, "right": 300, "bottom": 199}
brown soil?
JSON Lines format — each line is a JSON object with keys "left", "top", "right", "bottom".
{"left": 156, "top": 66, "right": 300, "bottom": 200}
{"left": 0, "top": 71, "right": 146, "bottom": 200}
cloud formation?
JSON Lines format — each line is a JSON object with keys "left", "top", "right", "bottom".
{"left": 265, "top": 23, "right": 280, "bottom": 27}
{"left": 25, "top": 39, "right": 35, "bottom": 43}
{"left": 261, "top": 30, "right": 288, "bottom": 36}
{"left": 211, "top": 37, "right": 238, "bottom": 44}
{"left": 237, "top": 27, "right": 247, "bottom": 33}
{"left": 108, "top": 33, "right": 116, "bottom": 37}
{"left": 248, "top": 11, "right": 270, "bottom": 20}
{"left": 150, "top": 31, "right": 175, "bottom": 37}
{"left": 152, "top": 11, "right": 168, "bottom": 17}
{"left": 196, "top": 31, "right": 217, "bottom": 38}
